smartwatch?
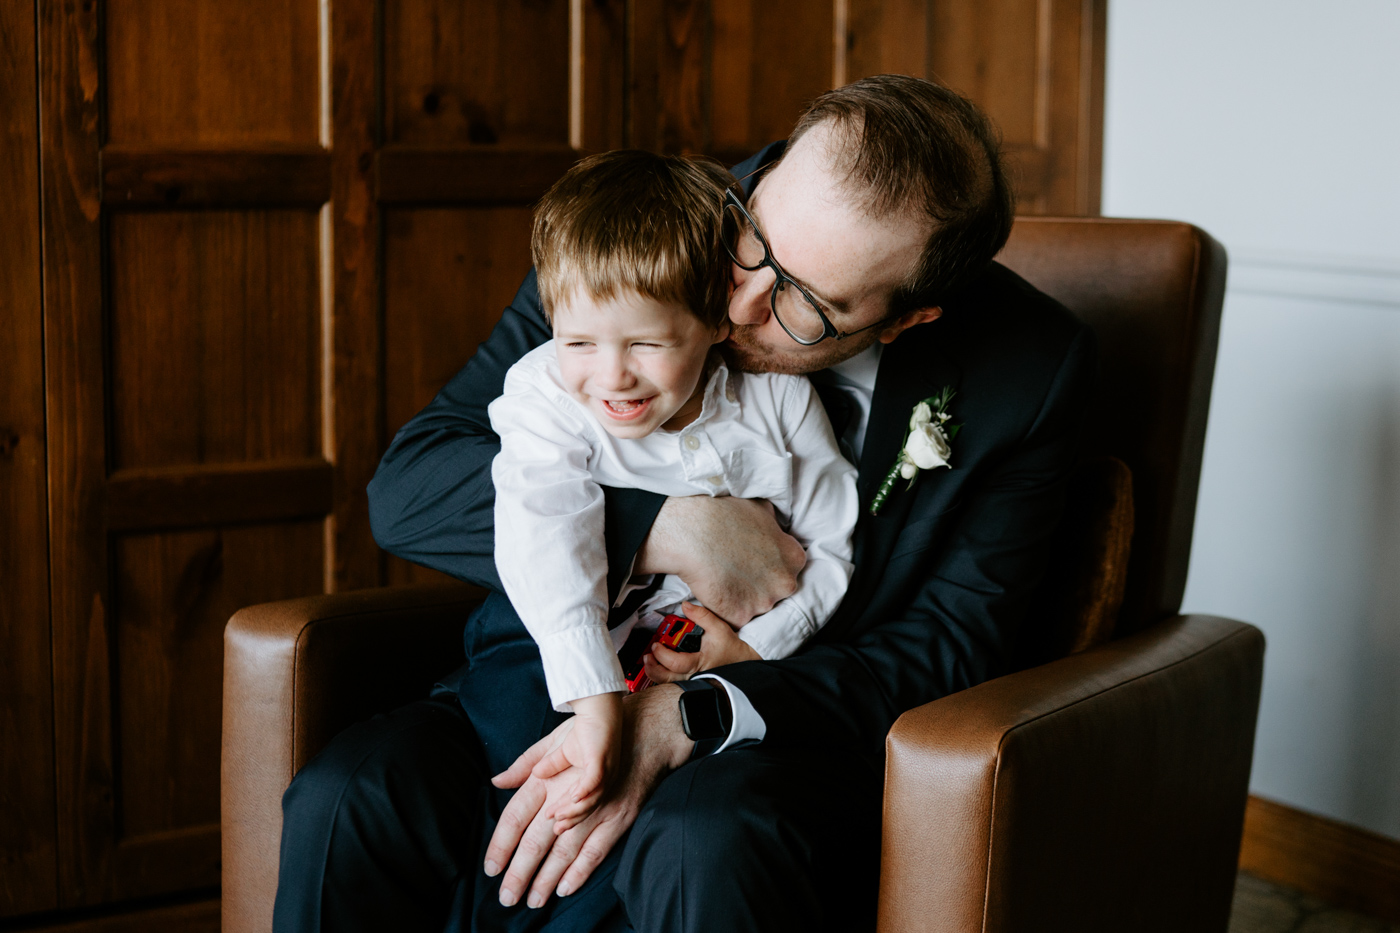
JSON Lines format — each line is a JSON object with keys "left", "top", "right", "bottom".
{"left": 676, "top": 679, "right": 733, "bottom": 759}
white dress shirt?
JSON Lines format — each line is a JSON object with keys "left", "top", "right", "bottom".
{"left": 490, "top": 341, "right": 859, "bottom": 715}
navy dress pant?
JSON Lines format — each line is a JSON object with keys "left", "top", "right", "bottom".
{"left": 272, "top": 593, "right": 883, "bottom": 932}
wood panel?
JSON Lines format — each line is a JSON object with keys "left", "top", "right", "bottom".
{"left": 111, "top": 523, "right": 323, "bottom": 896}
{"left": 4, "top": 897, "right": 220, "bottom": 933}
{"left": 1239, "top": 795, "right": 1400, "bottom": 925}
{"left": 107, "top": 210, "right": 322, "bottom": 471}
{"left": 104, "top": 0, "right": 320, "bottom": 146}
{"left": 384, "top": 0, "right": 572, "bottom": 147}
{"left": 634, "top": 0, "right": 835, "bottom": 162}
{"left": 326, "top": 0, "right": 383, "bottom": 592}
{"left": 101, "top": 148, "right": 331, "bottom": 208}
{"left": 40, "top": 0, "right": 113, "bottom": 908}
{"left": 381, "top": 207, "right": 535, "bottom": 586}
{"left": 0, "top": 0, "right": 58, "bottom": 917}
{"left": 845, "top": 0, "right": 1105, "bottom": 215}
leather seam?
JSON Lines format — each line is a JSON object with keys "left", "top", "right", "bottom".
{"left": 980, "top": 622, "right": 1259, "bottom": 929}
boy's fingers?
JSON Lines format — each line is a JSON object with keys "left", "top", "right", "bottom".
{"left": 494, "top": 733, "right": 554, "bottom": 788}
{"left": 530, "top": 746, "right": 571, "bottom": 782}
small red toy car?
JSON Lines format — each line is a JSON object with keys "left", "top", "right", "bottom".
{"left": 621, "top": 614, "right": 703, "bottom": 693}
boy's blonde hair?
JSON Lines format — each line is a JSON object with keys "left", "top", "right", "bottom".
{"left": 532, "top": 150, "right": 734, "bottom": 330}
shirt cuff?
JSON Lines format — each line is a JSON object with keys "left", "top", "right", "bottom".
{"left": 535, "top": 624, "right": 628, "bottom": 712}
{"left": 736, "top": 603, "right": 813, "bottom": 660}
{"left": 693, "top": 674, "right": 766, "bottom": 753}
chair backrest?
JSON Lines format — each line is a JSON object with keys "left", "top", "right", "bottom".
{"left": 996, "top": 218, "right": 1227, "bottom": 636}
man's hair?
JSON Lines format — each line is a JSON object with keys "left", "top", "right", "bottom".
{"left": 789, "top": 74, "right": 1015, "bottom": 314}
{"left": 532, "top": 150, "right": 734, "bottom": 330}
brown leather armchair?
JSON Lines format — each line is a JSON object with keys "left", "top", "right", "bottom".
{"left": 223, "top": 218, "right": 1264, "bottom": 933}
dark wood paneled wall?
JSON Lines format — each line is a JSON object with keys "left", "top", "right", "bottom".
{"left": 7, "top": 0, "right": 1103, "bottom": 924}
{"left": 1, "top": 0, "right": 57, "bottom": 917}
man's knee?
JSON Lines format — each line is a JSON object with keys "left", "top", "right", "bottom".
{"left": 281, "top": 698, "right": 485, "bottom": 843}
{"left": 617, "top": 753, "right": 801, "bottom": 910}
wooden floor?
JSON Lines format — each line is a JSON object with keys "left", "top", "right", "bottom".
{"left": 1232, "top": 873, "right": 1400, "bottom": 933}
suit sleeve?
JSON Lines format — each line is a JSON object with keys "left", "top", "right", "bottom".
{"left": 366, "top": 269, "right": 665, "bottom": 594}
{"left": 712, "top": 324, "right": 1097, "bottom": 762}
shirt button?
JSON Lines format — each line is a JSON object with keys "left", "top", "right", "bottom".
{"left": 684, "top": 436, "right": 701, "bottom": 451}
{"left": 707, "top": 475, "right": 723, "bottom": 486}
{"left": 725, "top": 383, "right": 738, "bottom": 403}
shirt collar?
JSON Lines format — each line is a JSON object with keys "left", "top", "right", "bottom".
{"left": 823, "top": 342, "right": 882, "bottom": 394}
{"left": 668, "top": 358, "right": 735, "bottom": 433}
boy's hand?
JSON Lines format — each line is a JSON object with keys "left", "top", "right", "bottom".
{"left": 644, "top": 602, "right": 760, "bottom": 683}
{"left": 527, "top": 692, "right": 622, "bottom": 832}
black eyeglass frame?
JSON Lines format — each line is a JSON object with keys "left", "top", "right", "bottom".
{"left": 722, "top": 180, "right": 894, "bottom": 347}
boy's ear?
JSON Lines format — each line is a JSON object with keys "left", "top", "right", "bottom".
{"left": 712, "top": 320, "right": 732, "bottom": 343}
{"left": 878, "top": 306, "right": 942, "bottom": 345}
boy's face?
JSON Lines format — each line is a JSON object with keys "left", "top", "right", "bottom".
{"left": 553, "top": 289, "right": 729, "bottom": 440}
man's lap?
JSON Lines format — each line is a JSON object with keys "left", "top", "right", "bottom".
{"left": 276, "top": 594, "right": 884, "bottom": 932}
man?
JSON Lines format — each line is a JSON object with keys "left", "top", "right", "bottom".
{"left": 273, "top": 75, "right": 1095, "bottom": 932}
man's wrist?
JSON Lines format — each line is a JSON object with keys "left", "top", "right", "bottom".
{"left": 635, "top": 684, "right": 693, "bottom": 770}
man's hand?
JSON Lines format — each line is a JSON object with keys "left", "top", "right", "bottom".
{"left": 528, "top": 692, "right": 623, "bottom": 831}
{"left": 645, "top": 602, "right": 761, "bottom": 683}
{"left": 635, "top": 497, "right": 806, "bottom": 626}
{"left": 485, "top": 685, "right": 693, "bottom": 910}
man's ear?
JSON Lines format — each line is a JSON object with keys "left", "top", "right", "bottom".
{"left": 877, "top": 306, "right": 942, "bottom": 344}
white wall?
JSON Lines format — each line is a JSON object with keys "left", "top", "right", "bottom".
{"left": 1102, "top": 1, "right": 1400, "bottom": 839}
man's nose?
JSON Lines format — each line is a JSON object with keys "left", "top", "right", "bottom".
{"left": 728, "top": 264, "right": 774, "bottom": 326}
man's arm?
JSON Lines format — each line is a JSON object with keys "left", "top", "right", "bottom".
{"left": 713, "top": 324, "right": 1097, "bottom": 761}
{"left": 367, "top": 270, "right": 664, "bottom": 596}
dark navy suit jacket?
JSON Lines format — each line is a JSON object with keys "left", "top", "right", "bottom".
{"left": 367, "top": 143, "right": 1097, "bottom": 765}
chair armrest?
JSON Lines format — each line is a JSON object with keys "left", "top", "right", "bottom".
{"left": 878, "top": 615, "right": 1264, "bottom": 933}
{"left": 221, "top": 583, "right": 485, "bottom": 933}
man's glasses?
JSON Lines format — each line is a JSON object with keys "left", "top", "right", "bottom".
{"left": 720, "top": 181, "right": 892, "bottom": 347}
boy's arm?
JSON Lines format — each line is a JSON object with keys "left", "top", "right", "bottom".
{"left": 734, "top": 377, "right": 858, "bottom": 660}
{"left": 367, "top": 269, "right": 664, "bottom": 597}
{"left": 490, "top": 367, "right": 628, "bottom": 710}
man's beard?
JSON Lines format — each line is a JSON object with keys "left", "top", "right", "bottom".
{"left": 722, "top": 323, "right": 883, "bottom": 375}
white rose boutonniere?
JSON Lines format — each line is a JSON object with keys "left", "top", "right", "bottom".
{"left": 871, "top": 387, "right": 960, "bottom": 515}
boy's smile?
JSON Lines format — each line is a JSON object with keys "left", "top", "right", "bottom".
{"left": 552, "top": 289, "right": 730, "bottom": 439}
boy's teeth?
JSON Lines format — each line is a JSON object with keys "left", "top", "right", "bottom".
{"left": 606, "top": 399, "right": 641, "bottom": 412}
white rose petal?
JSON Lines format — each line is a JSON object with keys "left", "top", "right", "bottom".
{"left": 909, "top": 402, "right": 933, "bottom": 431}
{"left": 904, "top": 424, "right": 952, "bottom": 470}
{"left": 899, "top": 460, "right": 918, "bottom": 480}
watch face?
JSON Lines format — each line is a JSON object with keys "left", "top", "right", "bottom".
{"left": 679, "top": 688, "right": 726, "bottom": 741}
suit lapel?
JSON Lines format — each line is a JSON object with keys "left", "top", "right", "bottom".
{"left": 821, "top": 327, "right": 961, "bottom": 640}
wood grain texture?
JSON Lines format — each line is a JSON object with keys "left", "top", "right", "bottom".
{"left": 384, "top": 0, "right": 571, "bottom": 147}
{"left": 107, "top": 210, "right": 322, "bottom": 471}
{"left": 101, "top": 148, "right": 331, "bottom": 207}
{"left": 104, "top": 0, "right": 319, "bottom": 146}
{"left": 634, "top": 0, "right": 832, "bottom": 161}
{"left": 382, "top": 207, "right": 533, "bottom": 587}
{"left": 106, "top": 460, "right": 335, "bottom": 532}
{"left": 1240, "top": 795, "right": 1400, "bottom": 925}
{"left": 0, "top": 0, "right": 58, "bottom": 917}
{"left": 376, "top": 147, "right": 580, "bottom": 204}
{"left": 39, "top": 0, "right": 115, "bottom": 909}
{"left": 5, "top": 897, "right": 220, "bottom": 933}
{"left": 578, "top": 0, "right": 628, "bottom": 152}
{"left": 326, "top": 0, "right": 382, "bottom": 591}
{"left": 925, "top": 0, "right": 1104, "bottom": 214}
{"left": 109, "top": 523, "right": 322, "bottom": 896}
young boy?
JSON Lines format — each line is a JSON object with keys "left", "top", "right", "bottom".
{"left": 489, "top": 149, "right": 858, "bottom": 828}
